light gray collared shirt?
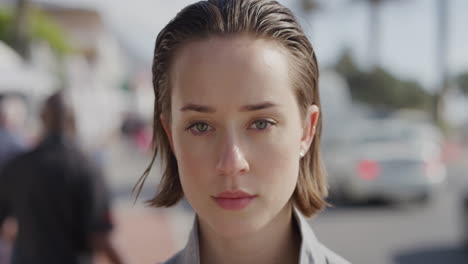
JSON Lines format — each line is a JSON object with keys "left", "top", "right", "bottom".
{"left": 162, "top": 209, "right": 351, "bottom": 264}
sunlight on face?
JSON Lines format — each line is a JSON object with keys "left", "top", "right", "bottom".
{"left": 166, "top": 36, "right": 306, "bottom": 238}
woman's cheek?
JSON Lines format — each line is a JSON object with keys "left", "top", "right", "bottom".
{"left": 255, "top": 130, "right": 301, "bottom": 181}
{"left": 254, "top": 127, "right": 298, "bottom": 158}
{"left": 176, "top": 135, "right": 214, "bottom": 177}
{"left": 175, "top": 130, "right": 211, "bottom": 155}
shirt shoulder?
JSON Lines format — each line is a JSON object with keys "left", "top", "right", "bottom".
{"left": 160, "top": 250, "right": 183, "bottom": 264}
{"left": 293, "top": 208, "right": 351, "bottom": 264}
{"left": 320, "top": 243, "right": 352, "bottom": 264}
{"left": 160, "top": 217, "right": 200, "bottom": 264}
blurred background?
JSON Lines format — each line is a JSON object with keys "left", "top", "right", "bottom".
{"left": 0, "top": 0, "right": 467, "bottom": 263}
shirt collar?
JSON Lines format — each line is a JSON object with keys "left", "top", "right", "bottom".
{"left": 293, "top": 208, "right": 328, "bottom": 264}
{"left": 178, "top": 208, "right": 329, "bottom": 264}
{"left": 181, "top": 215, "right": 201, "bottom": 264}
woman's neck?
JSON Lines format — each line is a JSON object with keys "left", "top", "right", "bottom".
{"left": 199, "top": 204, "right": 301, "bottom": 264}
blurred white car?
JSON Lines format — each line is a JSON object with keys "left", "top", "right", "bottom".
{"left": 324, "top": 118, "right": 447, "bottom": 204}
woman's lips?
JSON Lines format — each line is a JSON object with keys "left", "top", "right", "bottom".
{"left": 212, "top": 191, "right": 257, "bottom": 210}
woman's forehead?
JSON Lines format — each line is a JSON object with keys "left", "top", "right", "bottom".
{"left": 170, "top": 36, "right": 294, "bottom": 107}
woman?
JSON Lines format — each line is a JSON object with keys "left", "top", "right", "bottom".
{"left": 135, "top": 0, "right": 351, "bottom": 263}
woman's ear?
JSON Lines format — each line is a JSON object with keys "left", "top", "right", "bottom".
{"left": 300, "top": 105, "right": 320, "bottom": 156}
{"left": 160, "top": 114, "right": 175, "bottom": 153}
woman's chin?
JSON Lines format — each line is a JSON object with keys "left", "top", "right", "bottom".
{"left": 214, "top": 220, "right": 262, "bottom": 239}
{"left": 202, "top": 210, "right": 268, "bottom": 239}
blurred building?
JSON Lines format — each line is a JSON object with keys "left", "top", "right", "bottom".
{"left": 0, "top": 0, "right": 133, "bottom": 150}
{"left": 43, "top": 4, "right": 102, "bottom": 63}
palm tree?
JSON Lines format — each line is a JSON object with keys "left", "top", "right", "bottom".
{"left": 12, "top": 0, "right": 31, "bottom": 59}
{"left": 301, "top": 0, "right": 320, "bottom": 11}
{"left": 300, "top": 0, "right": 321, "bottom": 37}
{"left": 358, "top": 0, "right": 449, "bottom": 127}
{"left": 354, "top": 0, "right": 404, "bottom": 69}
{"left": 367, "top": 0, "right": 382, "bottom": 69}
{"left": 432, "top": 0, "right": 449, "bottom": 125}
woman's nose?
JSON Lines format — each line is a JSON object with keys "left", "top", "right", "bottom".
{"left": 216, "top": 138, "right": 250, "bottom": 177}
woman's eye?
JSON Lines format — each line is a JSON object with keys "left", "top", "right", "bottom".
{"left": 187, "top": 122, "right": 213, "bottom": 135}
{"left": 250, "top": 119, "right": 276, "bottom": 130}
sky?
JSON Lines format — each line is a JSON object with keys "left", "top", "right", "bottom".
{"left": 4, "top": 0, "right": 468, "bottom": 92}
{"left": 94, "top": 0, "right": 468, "bottom": 92}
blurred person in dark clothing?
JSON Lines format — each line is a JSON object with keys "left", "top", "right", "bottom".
{"left": 0, "top": 95, "right": 26, "bottom": 264}
{"left": 0, "top": 92, "right": 124, "bottom": 264}
{"left": 0, "top": 95, "right": 26, "bottom": 170}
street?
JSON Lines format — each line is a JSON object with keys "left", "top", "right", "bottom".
{"left": 311, "top": 163, "right": 468, "bottom": 264}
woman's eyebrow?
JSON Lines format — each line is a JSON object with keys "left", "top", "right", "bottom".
{"left": 180, "top": 104, "right": 216, "bottom": 113}
{"left": 180, "top": 101, "right": 279, "bottom": 113}
{"left": 240, "top": 101, "right": 278, "bottom": 112}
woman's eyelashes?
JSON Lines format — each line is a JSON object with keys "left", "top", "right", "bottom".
{"left": 248, "top": 119, "right": 277, "bottom": 131}
{"left": 186, "top": 119, "right": 277, "bottom": 136}
{"left": 186, "top": 121, "right": 214, "bottom": 136}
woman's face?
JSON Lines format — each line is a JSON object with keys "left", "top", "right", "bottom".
{"left": 164, "top": 36, "right": 318, "bottom": 238}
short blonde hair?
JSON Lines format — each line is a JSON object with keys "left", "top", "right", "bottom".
{"left": 134, "top": 0, "right": 328, "bottom": 217}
